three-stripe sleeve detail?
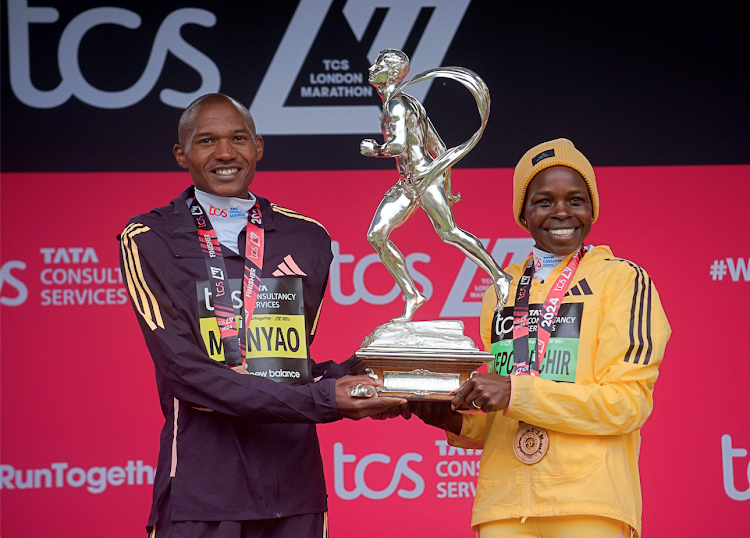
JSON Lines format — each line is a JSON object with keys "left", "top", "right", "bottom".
{"left": 271, "top": 204, "right": 329, "bottom": 233}
{"left": 311, "top": 296, "right": 324, "bottom": 337}
{"left": 620, "top": 260, "right": 653, "bottom": 365}
{"left": 121, "top": 223, "right": 164, "bottom": 331}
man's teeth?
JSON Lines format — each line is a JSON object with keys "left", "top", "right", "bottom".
{"left": 215, "top": 168, "right": 238, "bottom": 176}
{"left": 548, "top": 228, "right": 575, "bottom": 236}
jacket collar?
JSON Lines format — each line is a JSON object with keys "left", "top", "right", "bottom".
{"left": 156, "top": 185, "right": 276, "bottom": 258}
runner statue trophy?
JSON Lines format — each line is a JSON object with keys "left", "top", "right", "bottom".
{"left": 351, "top": 49, "right": 513, "bottom": 402}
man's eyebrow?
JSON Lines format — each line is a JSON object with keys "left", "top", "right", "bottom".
{"left": 193, "top": 128, "right": 251, "bottom": 138}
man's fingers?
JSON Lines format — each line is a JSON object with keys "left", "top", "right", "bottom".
{"left": 362, "top": 396, "right": 406, "bottom": 410}
{"left": 354, "top": 397, "right": 406, "bottom": 419}
{"left": 346, "top": 374, "right": 383, "bottom": 387}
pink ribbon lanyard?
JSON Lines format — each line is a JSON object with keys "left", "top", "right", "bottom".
{"left": 513, "top": 247, "right": 584, "bottom": 376}
{"left": 190, "top": 196, "right": 264, "bottom": 367}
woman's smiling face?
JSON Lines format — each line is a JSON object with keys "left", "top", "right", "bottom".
{"left": 522, "top": 166, "right": 593, "bottom": 256}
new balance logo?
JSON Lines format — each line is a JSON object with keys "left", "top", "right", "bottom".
{"left": 565, "top": 278, "right": 593, "bottom": 297}
{"left": 272, "top": 255, "right": 307, "bottom": 277}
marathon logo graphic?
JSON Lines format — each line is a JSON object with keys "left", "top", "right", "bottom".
{"left": 210, "top": 267, "right": 225, "bottom": 280}
{"left": 440, "top": 238, "right": 535, "bottom": 317}
{"left": 197, "top": 277, "right": 309, "bottom": 383}
{"left": 490, "top": 303, "right": 583, "bottom": 383}
{"left": 190, "top": 205, "right": 204, "bottom": 216}
{"left": 251, "top": 0, "right": 472, "bottom": 135}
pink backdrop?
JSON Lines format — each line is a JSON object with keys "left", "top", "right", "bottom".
{"left": 1, "top": 166, "right": 749, "bottom": 536}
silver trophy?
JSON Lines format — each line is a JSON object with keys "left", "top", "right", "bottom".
{"left": 353, "top": 49, "right": 512, "bottom": 401}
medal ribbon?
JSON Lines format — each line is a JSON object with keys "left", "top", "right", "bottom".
{"left": 513, "top": 247, "right": 585, "bottom": 376}
{"left": 190, "top": 197, "right": 264, "bottom": 367}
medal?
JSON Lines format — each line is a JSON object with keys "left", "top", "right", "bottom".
{"left": 505, "top": 248, "right": 585, "bottom": 464}
{"left": 513, "top": 423, "right": 548, "bottom": 464}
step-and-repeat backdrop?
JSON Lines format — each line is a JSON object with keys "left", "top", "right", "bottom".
{"left": 1, "top": 2, "right": 748, "bottom": 537}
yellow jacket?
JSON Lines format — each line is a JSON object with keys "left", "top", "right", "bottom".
{"left": 448, "top": 246, "right": 670, "bottom": 536}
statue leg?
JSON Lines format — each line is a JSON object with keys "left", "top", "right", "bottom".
{"left": 420, "top": 173, "right": 512, "bottom": 309}
{"left": 367, "top": 185, "right": 424, "bottom": 322}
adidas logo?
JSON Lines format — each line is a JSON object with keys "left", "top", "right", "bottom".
{"left": 565, "top": 278, "right": 593, "bottom": 297}
{"left": 531, "top": 148, "right": 555, "bottom": 166}
{"left": 272, "top": 255, "right": 307, "bottom": 277}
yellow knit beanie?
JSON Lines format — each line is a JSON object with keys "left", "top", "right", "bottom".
{"left": 512, "top": 138, "right": 598, "bottom": 230}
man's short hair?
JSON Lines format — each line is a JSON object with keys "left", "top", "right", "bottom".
{"left": 379, "top": 49, "right": 410, "bottom": 84}
{"left": 177, "top": 93, "right": 256, "bottom": 147}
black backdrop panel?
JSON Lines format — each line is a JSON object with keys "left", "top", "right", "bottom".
{"left": 2, "top": 0, "right": 748, "bottom": 172}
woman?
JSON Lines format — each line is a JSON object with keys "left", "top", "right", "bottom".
{"left": 413, "top": 138, "right": 670, "bottom": 537}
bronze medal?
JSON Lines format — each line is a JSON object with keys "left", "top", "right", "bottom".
{"left": 512, "top": 423, "right": 548, "bottom": 464}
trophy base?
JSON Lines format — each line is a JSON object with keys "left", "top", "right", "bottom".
{"left": 353, "top": 353, "right": 488, "bottom": 401}
{"left": 353, "top": 320, "right": 492, "bottom": 401}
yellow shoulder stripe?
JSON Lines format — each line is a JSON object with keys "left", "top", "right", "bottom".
{"left": 310, "top": 295, "right": 325, "bottom": 337}
{"left": 121, "top": 223, "right": 164, "bottom": 331}
{"left": 271, "top": 204, "right": 329, "bottom": 234}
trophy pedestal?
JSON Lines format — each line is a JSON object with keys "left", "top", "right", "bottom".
{"left": 353, "top": 320, "right": 492, "bottom": 401}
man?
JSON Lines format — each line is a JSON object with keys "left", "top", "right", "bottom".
{"left": 120, "top": 93, "right": 404, "bottom": 538}
{"left": 360, "top": 49, "right": 510, "bottom": 322}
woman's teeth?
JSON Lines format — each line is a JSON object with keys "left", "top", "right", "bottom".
{"left": 548, "top": 228, "right": 575, "bottom": 237}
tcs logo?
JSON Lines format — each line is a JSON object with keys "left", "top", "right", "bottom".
{"left": 7, "top": 0, "right": 219, "bottom": 109}
{"left": 333, "top": 442, "right": 424, "bottom": 500}
{"left": 722, "top": 434, "right": 750, "bottom": 501}
{"left": 0, "top": 261, "right": 28, "bottom": 306}
{"left": 330, "top": 241, "right": 432, "bottom": 306}
{"left": 209, "top": 205, "right": 228, "bottom": 218}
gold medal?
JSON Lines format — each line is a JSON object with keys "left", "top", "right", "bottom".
{"left": 512, "top": 423, "right": 548, "bottom": 464}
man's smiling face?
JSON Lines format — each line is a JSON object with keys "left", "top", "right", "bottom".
{"left": 173, "top": 98, "right": 264, "bottom": 199}
{"left": 522, "top": 166, "right": 593, "bottom": 256}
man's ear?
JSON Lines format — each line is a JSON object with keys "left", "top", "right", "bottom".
{"left": 173, "top": 144, "right": 188, "bottom": 169}
{"left": 255, "top": 136, "right": 264, "bottom": 161}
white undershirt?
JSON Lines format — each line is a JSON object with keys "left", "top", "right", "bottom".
{"left": 532, "top": 244, "right": 594, "bottom": 281}
{"left": 532, "top": 246, "right": 566, "bottom": 282}
{"left": 192, "top": 189, "right": 257, "bottom": 254}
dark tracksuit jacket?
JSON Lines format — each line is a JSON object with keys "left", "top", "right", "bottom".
{"left": 119, "top": 186, "right": 351, "bottom": 528}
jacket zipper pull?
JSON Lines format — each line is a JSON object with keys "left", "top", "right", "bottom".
{"left": 520, "top": 516, "right": 528, "bottom": 524}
